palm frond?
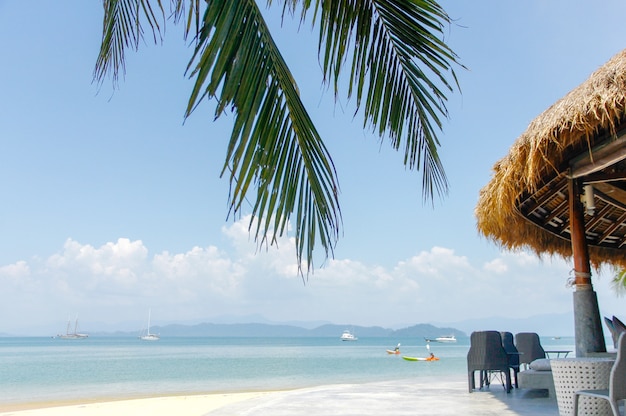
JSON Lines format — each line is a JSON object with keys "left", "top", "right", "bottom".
{"left": 93, "top": 0, "right": 462, "bottom": 274}
{"left": 94, "top": 0, "right": 166, "bottom": 85}
{"left": 306, "top": 0, "right": 462, "bottom": 201}
{"left": 186, "top": 0, "right": 341, "bottom": 273}
{"left": 172, "top": 0, "right": 202, "bottom": 40}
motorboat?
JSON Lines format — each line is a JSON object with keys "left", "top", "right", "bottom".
{"left": 435, "top": 335, "right": 456, "bottom": 342}
{"left": 340, "top": 330, "right": 357, "bottom": 341}
{"left": 424, "top": 335, "right": 456, "bottom": 343}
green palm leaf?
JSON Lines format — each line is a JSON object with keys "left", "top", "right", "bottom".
{"left": 94, "top": 0, "right": 165, "bottom": 85}
{"left": 185, "top": 0, "right": 341, "bottom": 272}
{"left": 93, "top": 0, "right": 462, "bottom": 274}
{"left": 308, "top": 0, "right": 462, "bottom": 200}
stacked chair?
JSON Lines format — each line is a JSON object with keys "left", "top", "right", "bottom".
{"left": 501, "top": 331, "right": 520, "bottom": 389}
{"left": 515, "top": 332, "right": 546, "bottom": 370}
{"left": 515, "top": 331, "right": 556, "bottom": 397}
{"left": 605, "top": 316, "right": 626, "bottom": 349}
{"left": 467, "top": 331, "right": 512, "bottom": 393}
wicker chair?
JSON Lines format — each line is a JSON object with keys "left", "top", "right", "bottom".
{"left": 515, "top": 332, "right": 546, "bottom": 370}
{"left": 606, "top": 317, "right": 619, "bottom": 349}
{"left": 501, "top": 331, "right": 520, "bottom": 388}
{"left": 467, "top": 331, "right": 512, "bottom": 393}
{"left": 613, "top": 316, "right": 626, "bottom": 347}
{"left": 573, "top": 332, "right": 626, "bottom": 416}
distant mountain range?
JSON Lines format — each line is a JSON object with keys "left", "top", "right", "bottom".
{"left": 0, "top": 312, "right": 578, "bottom": 337}
{"left": 90, "top": 322, "right": 465, "bottom": 338}
{"left": 433, "top": 312, "right": 576, "bottom": 338}
{"left": 90, "top": 312, "right": 575, "bottom": 338}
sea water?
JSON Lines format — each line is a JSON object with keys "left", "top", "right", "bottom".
{"left": 0, "top": 336, "right": 576, "bottom": 407}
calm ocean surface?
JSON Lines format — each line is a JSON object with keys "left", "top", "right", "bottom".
{"left": 0, "top": 336, "right": 576, "bottom": 407}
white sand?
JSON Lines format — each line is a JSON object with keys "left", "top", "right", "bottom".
{"left": 0, "top": 392, "right": 270, "bottom": 416}
{"left": 0, "top": 381, "right": 560, "bottom": 416}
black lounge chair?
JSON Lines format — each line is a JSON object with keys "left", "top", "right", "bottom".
{"left": 467, "top": 331, "right": 512, "bottom": 393}
{"left": 515, "top": 332, "right": 546, "bottom": 370}
{"left": 501, "top": 331, "right": 520, "bottom": 388}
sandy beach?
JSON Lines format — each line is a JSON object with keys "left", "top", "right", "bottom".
{"left": 0, "top": 379, "right": 559, "bottom": 416}
{"left": 0, "top": 392, "right": 271, "bottom": 416}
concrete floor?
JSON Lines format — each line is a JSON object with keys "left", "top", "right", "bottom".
{"left": 206, "top": 377, "right": 559, "bottom": 416}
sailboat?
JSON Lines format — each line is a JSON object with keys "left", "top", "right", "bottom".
{"left": 139, "top": 309, "right": 160, "bottom": 341}
{"left": 56, "top": 316, "right": 88, "bottom": 339}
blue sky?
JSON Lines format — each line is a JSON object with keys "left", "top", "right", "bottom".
{"left": 1, "top": 1, "right": 626, "bottom": 335}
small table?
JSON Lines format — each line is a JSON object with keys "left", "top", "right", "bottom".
{"left": 545, "top": 350, "right": 571, "bottom": 358}
{"left": 551, "top": 358, "right": 614, "bottom": 416}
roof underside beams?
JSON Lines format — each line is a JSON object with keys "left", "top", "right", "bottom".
{"left": 569, "top": 129, "right": 626, "bottom": 178}
{"left": 519, "top": 170, "right": 626, "bottom": 250}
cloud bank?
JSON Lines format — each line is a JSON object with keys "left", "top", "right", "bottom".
{"left": 0, "top": 216, "right": 620, "bottom": 335}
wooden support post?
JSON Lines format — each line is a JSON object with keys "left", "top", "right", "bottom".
{"left": 569, "top": 179, "right": 592, "bottom": 288}
{"left": 568, "top": 178, "right": 606, "bottom": 356}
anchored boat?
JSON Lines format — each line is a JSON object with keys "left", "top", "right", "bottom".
{"left": 340, "top": 330, "right": 357, "bottom": 341}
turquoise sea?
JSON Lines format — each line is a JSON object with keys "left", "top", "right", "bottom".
{"left": 0, "top": 336, "right": 576, "bottom": 408}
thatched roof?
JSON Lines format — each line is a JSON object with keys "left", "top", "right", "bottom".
{"left": 475, "top": 49, "right": 626, "bottom": 268}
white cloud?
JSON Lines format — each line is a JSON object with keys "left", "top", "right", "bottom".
{"left": 483, "top": 258, "right": 508, "bottom": 274}
{"left": 0, "top": 219, "right": 622, "bottom": 335}
{"left": 0, "top": 260, "right": 30, "bottom": 280}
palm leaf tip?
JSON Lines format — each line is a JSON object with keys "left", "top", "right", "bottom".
{"left": 94, "top": 0, "right": 167, "bottom": 86}
{"left": 313, "top": 0, "right": 462, "bottom": 200}
{"left": 185, "top": 0, "right": 342, "bottom": 274}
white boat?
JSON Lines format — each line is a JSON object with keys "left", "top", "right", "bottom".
{"left": 340, "top": 330, "right": 358, "bottom": 341}
{"left": 435, "top": 335, "right": 456, "bottom": 342}
{"left": 57, "top": 317, "right": 88, "bottom": 339}
{"left": 425, "top": 335, "right": 456, "bottom": 343}
{"left": 139, "top": 309, "right": 160, "bottom": 341}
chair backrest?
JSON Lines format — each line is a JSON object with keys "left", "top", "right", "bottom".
{"left": 501, "top": 331, "right": 520, "bottom": 367}
{"left": 515, "top": 332, "right": 545, "bottom": 365}
{"left": 467, "top": 331, "right": 509, "bottom": 371}
{"left": 613, "top": 316, "right": 626, "bottom": 337}
{"left": 605, "top": 316, "right": 618, "bottom": 348}
{"left": 610, "top": 332, "right": 626, "bottom": 401}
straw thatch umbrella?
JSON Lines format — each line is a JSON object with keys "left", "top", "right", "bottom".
{"left": 476, "top": 49, "right": 626, "bottom": 356}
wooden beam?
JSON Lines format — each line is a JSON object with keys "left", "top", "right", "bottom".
{"left": 594, "top": 183, "right": 626, "bottom": 208}
{"left": 542, "top": 198, "right": 568, "bottom": 227}
{"left": 585, "top": 204, "right": 613, "bottom": 232}
{"left": 584, "top": 171, "right": 626, "bottom": 184}
{"left": 570, "top": 130, "right": 626, "bottom": 178}
{"left": 519, "top": 174, "right": 567, "bottom": 211}
{"left": 596, "top": 211, "right": 626, "bottom": 246}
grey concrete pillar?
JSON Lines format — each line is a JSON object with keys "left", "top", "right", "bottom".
{"left": 573, "top": 287, "right": 606, "bottom": 357}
